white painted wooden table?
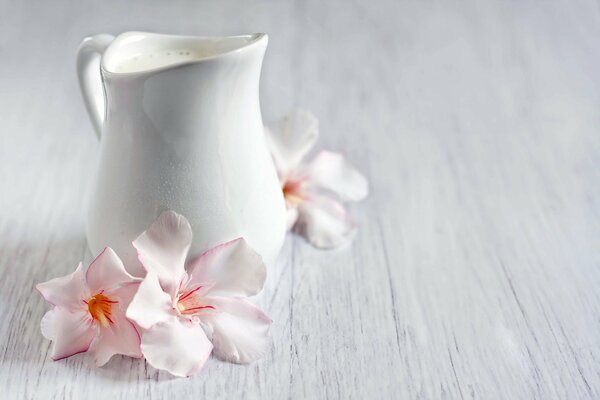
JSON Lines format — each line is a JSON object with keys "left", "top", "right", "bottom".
{"left": 2, "top": 0, "right": 600, "bottom": 398}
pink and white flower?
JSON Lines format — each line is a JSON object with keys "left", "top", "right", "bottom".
{"left": 126, "top": 210, "right": 272, "bottom": 377}
{"left": 36, "top": 248, "right": 142, "bottom": 365}
{"left": 265, "top": 109, "right": 369, "bottom": 249}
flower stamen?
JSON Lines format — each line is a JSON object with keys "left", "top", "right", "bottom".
{"left": 176, "top": 286, "right": 215, "bottom": 315}
{"left": 87, "top": 293, "right": 117, "bottom": 327}
{"left": 177, "top": 286, "right": 203, "bottom": 302}
{"left": 282, "top": 179, "right": 305, "bottom": 204}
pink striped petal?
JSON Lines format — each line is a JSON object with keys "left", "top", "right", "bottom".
{"left": 265, "top": 109, "right": 319, "bottom": 176}
{"left": 126, "top": 272, "right": 174, "bottom": 330}
{"left": 133, "top": 210, "right": 191, "bottom": 297}
{"left": 296, "top": 196, "right": 357, "bottom": 249}
{"left": 86, "top": 247, "right": 136, "bottom": 294}
{"left": 200, "top": 297, "right": 271, "bottom": 364}
{"left": 306, "top": 151, "right": 368, "bottom": 201}
{"left": 91, "top": 284, "right": 142, "bottom": 366}
{"left": 141, "top": 317, "right": 213, "bottom": 377}
{"left": 49, "top": 308, "right": 96, "bottom": 361}
{"left": 186, "top": 238, "right": 266, "bottom": 297}
{"left": 36, "top": 263, "right": 88, "bottom": 310}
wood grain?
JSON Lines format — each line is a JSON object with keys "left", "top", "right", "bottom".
{"left": 1, "top": 0, "right": 600, "bottom": 398}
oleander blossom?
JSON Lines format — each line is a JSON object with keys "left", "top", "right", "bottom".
{"left": 126, "top": 210, "right": 272, "bottom": 377}
{"left": 265, "top": 109, "right": 369, "bottom": 248}
{"left": 36, "top": 248, "right": 142, "bottom": 365}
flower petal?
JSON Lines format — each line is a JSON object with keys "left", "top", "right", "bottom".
{"left": 306, "top": 150, "right": 368, "bottom": 201}
{"left": 265, "top": 109, "right": 319, "bottom": 175}
{"left": 91, "top": 284, "right": 142, "bottom": 366}
{"left": 107, "top": 281, "right": 140, "bottom": 306}
{"left": 141, "top": 317, "right": 213, "bottom": 377}
{"left": 286, "top": 206, "right": 299, "bottom": 230}
{"left": 40, "top": 309, "right": 56, "bottom": 340}
{"left": 36, "top": 263, "right": 88, "bottom": 310}
{"left": 126, "top": 272, "right": 174, "bottom": 330}
{"left": 187, "top": 238, "right": 266, "bottom": 297}
{"left": 200, "top": 297, "right": 271, "bottom": 364}
{"left": 49, "top": 308, "right": 96, "bottom": 361}
{"left": 296, "top": 197, "right": 357, "bottom": 249}
{"left": 133, "top": 210, "right": 191, "bottom": 296}
{"left": 86, "top": 247, "right": 136, "bottom": 294}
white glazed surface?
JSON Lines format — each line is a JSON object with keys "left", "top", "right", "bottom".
{"left": 78, "top": 32, "right": 286, "bottom": 275}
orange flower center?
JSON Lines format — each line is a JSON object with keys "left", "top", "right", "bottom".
{"left": 176, "top": 286, "right": 215, "bottom": 316}
{"left": 282, "top": 179, "right": 304, "bottom": 204}
{"left": 86, "top": 293, "right": 117, "bottom": 327}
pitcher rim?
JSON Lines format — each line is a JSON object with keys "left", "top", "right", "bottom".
{"left": 101, "top": 31, "right": 268, "bottom": 76}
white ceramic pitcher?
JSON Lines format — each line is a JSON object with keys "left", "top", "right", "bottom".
{"left": 77, "top": 31, "right": 286, "bottom": 275}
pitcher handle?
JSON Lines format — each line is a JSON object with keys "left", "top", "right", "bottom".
{"left": 76, "top": 34, "right": 114, "bottom": 139}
